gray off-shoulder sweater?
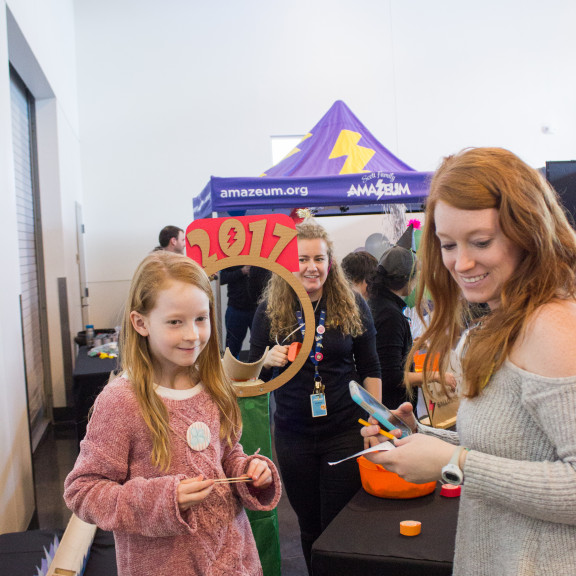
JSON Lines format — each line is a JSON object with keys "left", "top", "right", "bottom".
{"left": 420, "top": 360, "right": 576, "bottom": 576}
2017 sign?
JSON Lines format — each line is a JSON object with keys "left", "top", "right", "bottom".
{"left": 186, "top": 214, "right": 315, "bottom": 397}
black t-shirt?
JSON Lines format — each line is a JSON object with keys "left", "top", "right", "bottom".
{"left": 369, "top": 287, "right": 415, "bottom": 411}
{"left": 249, "top": 293, "right": 381, "bottom": 436}
{"left": 220, "top": 266, "right": 258, "bottom": 311}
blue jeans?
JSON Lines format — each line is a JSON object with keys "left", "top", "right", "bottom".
{"left": 274, "top": 427, "right": 363, "bottom": 575}
{"left": 225, "top": 306, "right": 255, "bottom": 358}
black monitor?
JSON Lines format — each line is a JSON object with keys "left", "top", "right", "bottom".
{"left": 546, "top": 160, "right": 576, "bottom": 228}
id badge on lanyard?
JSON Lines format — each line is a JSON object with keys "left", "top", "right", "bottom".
{"left": 310, "top": 392, "right": 327, "bottom": 417}
{"left": 296, "top": 309, "right": 327, "bottom": 417}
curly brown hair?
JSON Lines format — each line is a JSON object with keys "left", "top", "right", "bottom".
{"left": 264, "top": 219, "right": 365, "bottom": 340}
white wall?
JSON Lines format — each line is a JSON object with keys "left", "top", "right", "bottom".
{"left": 73, "top": 0, "right": 576, "bottom": 329}
{"left": 0, "top": 0, "right": 83, "bottom": 531}
{"left": 390, "top": 1, "right": 576, "bottom": 169}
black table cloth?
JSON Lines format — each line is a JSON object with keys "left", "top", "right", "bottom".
{"left": 73, "top": 346, "right": 118, "bottom": 443}
{"left": 312, "top": 484, "right": 459, "bottom": 576}
{"left": 0, "top": 528, "right": 117, "bottom": 575}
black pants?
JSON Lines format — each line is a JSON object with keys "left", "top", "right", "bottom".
{"left": 224, "top": 306, "right": 255, "bottom": 358}
{"left": 274, "top": 427, "right": 363, "bottom": 575}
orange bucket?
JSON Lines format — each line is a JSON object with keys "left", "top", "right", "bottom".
{"left": 357, "top": 456, "right": 436, "bottom": 499}
{"left": 413, "top": 351, "right": 440, "bottom": 373}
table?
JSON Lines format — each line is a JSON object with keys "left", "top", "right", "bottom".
{"left": 0, "top": 528, "right": 117, "bottom": 575}
{"left": 73, "top": 346, "right": 118, "bottom": 443}
{"left": 311, "top": 485, "right": 459, "bottom": 576}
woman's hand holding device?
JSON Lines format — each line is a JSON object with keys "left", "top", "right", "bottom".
{"left": 393, "top": 402, "right": 418, "bottom": 433}
{"left": 349, "top": 381, "right": 415, "bottom": 438}
{"left": 349, "top": 388, "right": 462, "bottom": 484}
{"left": 366, "top": 434, "right": 458, "bottom": 484}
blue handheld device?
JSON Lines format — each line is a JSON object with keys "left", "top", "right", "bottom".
{"left": 349, "top": 380, "right": 412, "bottom": 439}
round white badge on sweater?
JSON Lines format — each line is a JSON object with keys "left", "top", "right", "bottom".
{"left": 186, "top": 422, "right": 211, "bottom": 451}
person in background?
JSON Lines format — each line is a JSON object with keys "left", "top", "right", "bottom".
{"left": 154, "top": 225, "right": 186, "bottom": 254}
{"left": 64, "top": 251, "right": 281, "bottom": 576}
{"left": 368, "top": 244, "right": 456, "bottom": 413}
{"left": 341, "top": 250, "right": 378, "bottom": 300}
{"left": 246, "top": 266, "right": 272, "bottom": 305}
{"left": 249, "top": 219, "right": 381, "bottom": 575}
{"left": 362, "top": 147, "right": 576, "bottom": 576}
{"left": 220, "top": 265, "right": 258, "bottom": 358}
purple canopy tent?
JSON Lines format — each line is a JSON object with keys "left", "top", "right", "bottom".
{"left": 193, "top": 100, "right": 432, "bottom": 219}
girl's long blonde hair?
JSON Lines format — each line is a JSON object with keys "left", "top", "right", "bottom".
{"left": 264, "top": 219, "right": 364, "bottom": 340}
{"left": 408, "top": 147, "right": 576, "bottom": 397}
{"left": 120, "top": 251, "right": 241, "bottom": 470}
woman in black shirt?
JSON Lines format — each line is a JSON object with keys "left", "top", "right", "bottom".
{"left": 249, "top": 219, "right": 381, "bottom": 574}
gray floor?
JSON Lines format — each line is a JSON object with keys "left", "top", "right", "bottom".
{"left": 32, "top": 425, "right": 308, "bottom": 575}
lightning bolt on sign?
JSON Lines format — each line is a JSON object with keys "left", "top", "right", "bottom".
{"left": 328, "top": 129, "right": 375, "bottom": 175}
{"left": 227, "top": 226, "right": 237, "bottom": 248}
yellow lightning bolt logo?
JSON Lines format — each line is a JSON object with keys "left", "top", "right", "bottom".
{"left": 227, "top": 227, "right": 237, "bottom": 248}
{"left": 329, "top": 129, "right": 375, "bottom": 174}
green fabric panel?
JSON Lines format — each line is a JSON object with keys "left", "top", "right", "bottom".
{"left": 405, "top": 229, "right": 430, "bottom": 308}
{"left": 405, "top": 227, "right": 423, "bottom": 308}
{"left": 239, "top": 394, "right": 273, "bottom": 459}
{"left": 245, "top": 509, "right": 281, "bottom": 576}
{"left": 405, "top": 287, "right": 417, "bottom": 308}
{"left": 413, "top": 227, "right": 422, "bottom": 251}
{"left": 239, "top": 394, "right": 281, "bottom": 576}
{"left": 405, "top": 284, "right": 431, "bottom": 308}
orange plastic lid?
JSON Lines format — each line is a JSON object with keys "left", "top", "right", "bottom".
{"left": 400, "top": 520, "right": 422, "bottom": 536}
{"left": 357, "top": 456, "right": 436, "bottom": 499}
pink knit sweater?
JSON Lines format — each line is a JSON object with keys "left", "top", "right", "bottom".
{"left": 64, "top": 377, "right": 281, "bottom": 576}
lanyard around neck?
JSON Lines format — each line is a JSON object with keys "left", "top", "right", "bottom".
{"left": 295, "top": 307, "right": 326, "bottom": 372}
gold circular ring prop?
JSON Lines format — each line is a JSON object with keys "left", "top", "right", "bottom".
{"left": 205, "top": 255, "right": 315, "bottom": 397}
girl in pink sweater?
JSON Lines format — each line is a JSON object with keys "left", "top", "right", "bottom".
{"left": 64, "top": 252, "right": 281, "bottom": 576}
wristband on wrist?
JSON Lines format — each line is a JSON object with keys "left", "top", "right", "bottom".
{"left": 441, "top": 446, "right": 468, "bottom": 485}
